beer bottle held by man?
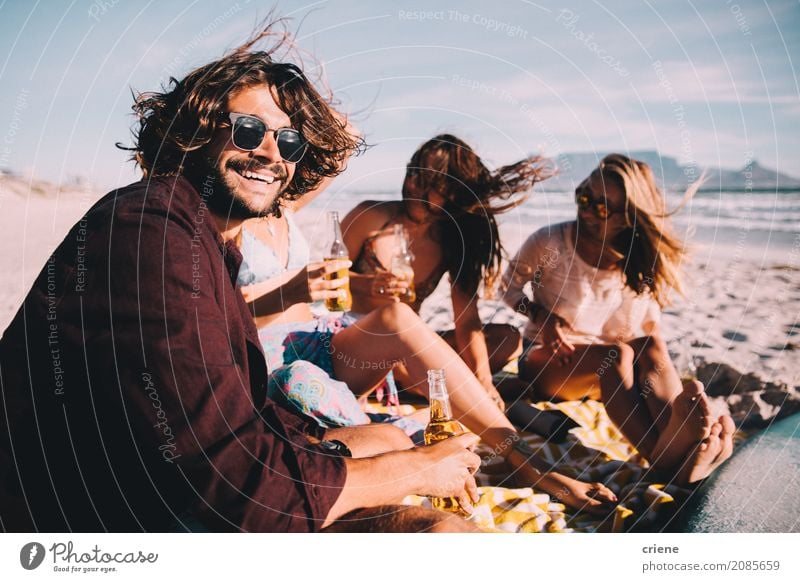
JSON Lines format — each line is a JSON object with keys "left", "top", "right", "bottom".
{"left": 424, "top": 369, "right": 471, "bottom": 517}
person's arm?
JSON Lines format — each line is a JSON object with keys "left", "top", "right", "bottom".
{"left": 341, "top": 200, "right": 387, "bottom": 263}
{"left": 240, "top": 260, "right": 350, "bottom": 317}
{"left": 534, "top": 309, "right": 576, "bottom": 366}
{"left": 324, "top": 433, "right": 481, "bottom": 526}
{"left": 500, "top": 230, "right": 576, "bottom": 363}
{"left": 642, "top": 319, "right": 660, "bottom": 337}
{"left": 450, "top": 282, "right": 493, "bottom": 388}
{"left": 641, "top": 298, "right": 662, "bottom": 337}
{"left": 340, "top": 201, "right": 407, "bottom": 308}
{"left": 500, "top": 231, "right": 545, "bottom": 317}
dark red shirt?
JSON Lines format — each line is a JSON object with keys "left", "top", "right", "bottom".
{"left": 0, "top": 176, "right": 346, "bottom": 532}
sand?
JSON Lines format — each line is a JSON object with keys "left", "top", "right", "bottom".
{"left": 2, "top": 180, "right": 798, "bottom": 427}
{"left": 416, "top": 225, "right": 800, "bottom": 428}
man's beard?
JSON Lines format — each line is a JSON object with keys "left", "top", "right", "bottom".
{"left": 188, "top": 154, "right": 289, "bottom": 220}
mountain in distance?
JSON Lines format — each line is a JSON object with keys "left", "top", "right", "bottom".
{"left": 541, "top": 150, "right": 800, "bottom": 192}
{"left": 2, "top": 150, "right": 799, "bottom": 197}
{"left": 0, "top": 171, "right": 98, "bottom": 198}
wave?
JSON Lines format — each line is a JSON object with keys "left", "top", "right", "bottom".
{"left": 319, "top": 190, "right": 800, "bottom": 235}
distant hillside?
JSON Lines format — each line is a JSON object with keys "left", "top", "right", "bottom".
{"left": 0, "top": 171, "right": 99, "bottom": 199}
{"left": 542, "top": 151, "right": 800, "bottom": 192}
{"left": 3, "top": 152, "right": 799, "bottom": 198}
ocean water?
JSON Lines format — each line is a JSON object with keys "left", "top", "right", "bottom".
{"left": 308, "top": 189, "right": 800, "bottom": 263}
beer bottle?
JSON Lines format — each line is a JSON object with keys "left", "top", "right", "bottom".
{"left": 423, "top": 369, "right": 471, "bottom": 516}
{"left": 324, "top": 211, "right": 352, "bottom": 312}
{"left": 389, "top": 224, "right": 416, "bottom": 303}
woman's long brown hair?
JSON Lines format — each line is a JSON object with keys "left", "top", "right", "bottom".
{"left": 403, "top": 134, "right": 553, "bottom": 296}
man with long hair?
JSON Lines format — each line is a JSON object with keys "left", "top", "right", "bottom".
{"left": 0, "top": 23, "right": 481, "bottom": 532}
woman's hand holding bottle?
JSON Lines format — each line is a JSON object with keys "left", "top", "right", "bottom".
{"left": 350, "top": 269, "right": 410, "bottom": 302}
{"left": 302, "top": 259, "right": 352, "bottom": 303}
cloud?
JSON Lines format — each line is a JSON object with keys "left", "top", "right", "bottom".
{"left": 636, "top": 61, "right": 797, "bottom": 105}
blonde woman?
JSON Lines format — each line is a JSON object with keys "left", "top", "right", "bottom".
{"left": 502, "top": 154, "right": 734, "bottom": 485}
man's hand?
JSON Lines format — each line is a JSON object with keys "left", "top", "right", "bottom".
{"left": 325, "top": 432, "right": 481, "bottom": 525}
{"left": 413, "top": 433, "right": 481, "bottom": 513}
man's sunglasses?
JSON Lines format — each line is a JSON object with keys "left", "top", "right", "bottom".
{"left": 220, "top": 112, "right": 308, "bottom": 163}
{"left": 575, "top": 191, "right": 623, "bottom": 219}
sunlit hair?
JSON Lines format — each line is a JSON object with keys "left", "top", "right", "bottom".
{"left": 592, "top": 153, "right": 703, "bottom": 307}
{"left": 119, "top": 20, "right": 363, "bottom": 211}
{"left": 403, "top": 134, "right": 553, "bottom": 296}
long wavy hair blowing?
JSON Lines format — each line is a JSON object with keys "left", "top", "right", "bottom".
{"left": 403, "top": 134, "right": 552, "bottom": 296}
{"left": 119, "top": 20, "right": 363, "bottom": 207}
{"left": 598, "top": 153, "right": 702, "bottom": 307}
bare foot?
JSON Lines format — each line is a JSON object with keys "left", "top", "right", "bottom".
{"left": 510, "top": 457, "right": 618, "bottom": 514}
{"left": 650, "top": 380, "right": 713, "bottom": 471}
{"left": 538, "top": 472, "right": 618, "bottom": 515}
{"left": 674, "top": 415, "right": 735, "bottom": 485}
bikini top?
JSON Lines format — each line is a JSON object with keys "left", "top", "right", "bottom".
{"left": 352, "top": 216, "right": 448, "bottom": 310}
{"left": 237, "top": 211, "right": 310, "bottom": 286}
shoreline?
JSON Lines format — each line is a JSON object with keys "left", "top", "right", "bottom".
{"left": 2, "top": 193, "right": 798, "bottom": 429}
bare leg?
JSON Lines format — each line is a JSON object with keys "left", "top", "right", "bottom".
{"left": 484, "top": 323, "right": 523, "bottom": 372}
{"left": 331, "top": 304, "right": 514, "bottom": 448}
{"left": 524, "top": 338, "right": 718, "bottom": 474}
{"left": 522, "top": 342, "right": 660, "bottom": 456}
{"left": 522, "top": 343, "right": 606, "bottom": 401}
{"left": 627, "top": 336, "right": 681, "bottom": 434}
{"left": 648, "top": 380, "right": 713, "bottom": 471}
{"left": 440, "top": 323, "right": 522, "bottom": 374}
{"left": 323, "top": 424, "right": 414, "bottom": 458}
{"left": 331, "top": 304, "right": 617, "bottom": 513}
{"left": 628, "top": 336, "right": 714, "bottom": 470}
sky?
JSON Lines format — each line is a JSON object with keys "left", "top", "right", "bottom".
{"left": 0, "top": 0, "right": 798, "bottom": 192}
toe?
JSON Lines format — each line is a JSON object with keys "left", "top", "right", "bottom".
{"left": 694, "top": 391, "right": 711, "bottom": 415}
{"left": 718, "top": 417, "right": 735, "bottom": 461}
{"left": 692, "top": 398, "right": 714, "bottom": 439}
{"left": 681, "top": 379, "right": 704, "bottom": 397}
{"left": 719, "top": 415, "right": 736, "bottom": 434}
{"left": 698, "top": 432, "right": 722, "bottom": 460}
{"left": 592, "top": 483, "right": 618, "bottom": 503}
{"left": 708, "top": 438, "right": 723, "bottom": 458}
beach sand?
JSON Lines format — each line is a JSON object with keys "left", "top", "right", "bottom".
{"left": 2, "top": 184, "right": 798, "bottom": 428}
{"left": 414, "top": 224, "right": 800, "bottom": 427}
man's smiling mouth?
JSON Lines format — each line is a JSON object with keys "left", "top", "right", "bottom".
{"left": 227, "top": 160, "right": 286, "bottom": 187}
{"left": 238, "top": 168, "right": 276, "bottom": 184}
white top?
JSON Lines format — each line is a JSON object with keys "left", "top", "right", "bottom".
{"left": 501, "top": 221, "right": 660, "bottom": 345}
